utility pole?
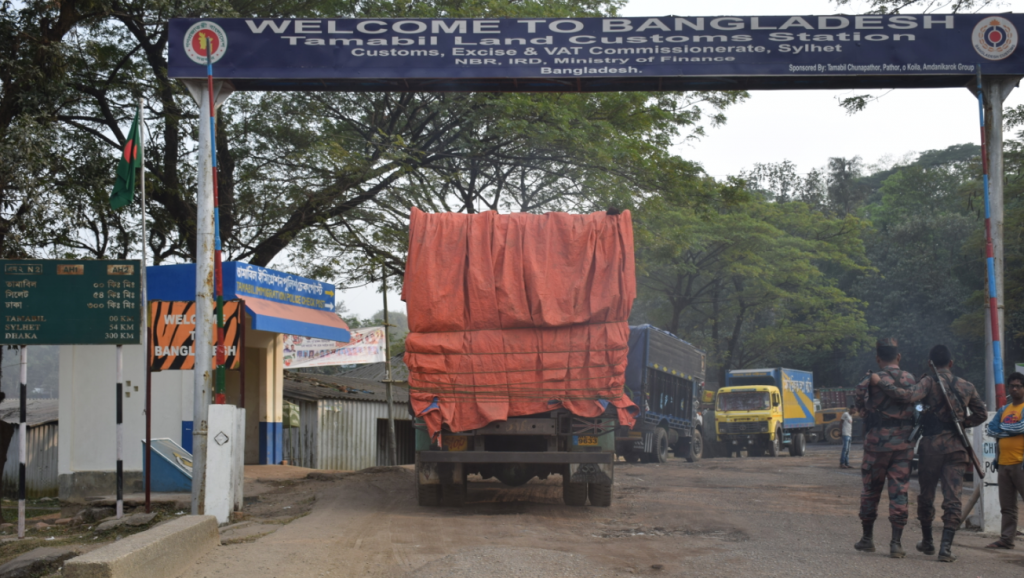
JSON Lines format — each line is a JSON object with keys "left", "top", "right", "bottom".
{"left": 184, "top": 79, "right": 233, "bottom": 514}
{"left": 979, "top": 76, "right": 1019, "bottom": 407}
{"left": 383, "top": 269, "right": 398, "bottom": 467}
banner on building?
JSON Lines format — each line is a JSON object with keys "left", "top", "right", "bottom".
{"left": 168, "top": 15, "right": 1024, "bottom": 92}
{"left": 150, "top": 300, "right": 242, "bottom": 370}
{"left": 283, "top": 326, "right": 386, "bottom": 369}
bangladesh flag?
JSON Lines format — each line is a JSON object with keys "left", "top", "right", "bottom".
{"left": 110, "top": 110, "right": 141, "bottom": 210}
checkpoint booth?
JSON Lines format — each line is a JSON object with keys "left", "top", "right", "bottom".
{"left": 57, "top": 262, "right": 348, "bottom": 502}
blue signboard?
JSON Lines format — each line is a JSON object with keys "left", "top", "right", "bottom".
{"left": 147, "top": 262, "right": 336, "bottom": 312}
{"left": 168, "top": 15, "right": 1024, "bottom": 92}
{"left": 224, "top": 262, "right": 335, "bottom": 312}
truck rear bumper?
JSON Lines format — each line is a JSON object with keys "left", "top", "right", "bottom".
{"left": 418, "top": 451, "right": 613, "bottom": 464}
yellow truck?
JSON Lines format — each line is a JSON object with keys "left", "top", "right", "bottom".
{"left": 714, "top": 368, "right": 815, "bottom": 457}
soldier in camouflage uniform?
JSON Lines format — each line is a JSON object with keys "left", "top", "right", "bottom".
{"left": 914, "top": 344, "right": 986, "bottom": 562}
{"left": 854, "top": 337, "right": 926, "bottom": 558}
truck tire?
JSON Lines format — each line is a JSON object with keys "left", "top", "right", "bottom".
{"left": 563, "top": 473, "right": 588, "bottom": 507}
{"left": 768, "top": 428, "right": 782, "bottom": 457}
{"left": 824, "top": 423, "right": 843, "bottom": 444}
{"left": 648, "top": 428, "right": 669, "bottom": 463}
{"left": 588, "top": 483, "right": 612, "bottom": 507}
{"left": 685, "top": 430, "right": 703, "bottom": 463}
{"left": 418, "top": 482, "right": 441, "bottom": 507}
{"left": 789, "top": 432, "right": 806, "bottom": 457}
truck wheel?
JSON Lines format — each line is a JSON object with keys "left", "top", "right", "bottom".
{"left": 588, "top": 483, "right": 612, "bottom": 507}
{"left": 768, "top": 429, "right": 782, "bottom": 457}
{"left": 563, "top": 472, "right": 588, "bottom": 506}
{"left": 685, "top": 430, "right": 703, "bottom": 463}
{"left": 789, "top": 432, "right": 806, "bottom": 457}
{"left": 650, "top": 428, "right": 669, "bottom": 463}
{"left": 418, "top": 483, "right": 441, "bottom": 507}
{"left": 824, "top": 424, "right": 843, "bottom": 444}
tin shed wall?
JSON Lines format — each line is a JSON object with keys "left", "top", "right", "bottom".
{"left": 283, "top": 398, "right": 410, "bottom": 471}
{"left": 282, "top": 399, "right": 318, "bottom": 469}
{"left": 2, "top": 423, "right": 59, "bottom": 499}
{"left": 316, "top": 399, "right": 411, "bottom": 471}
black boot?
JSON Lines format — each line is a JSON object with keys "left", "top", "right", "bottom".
{"left": 854, "top": 521, "right": 875, "bottom": 552}
{"left": 916, "top": 525, "right": 936, "bottom": 555}
{"left": 890, "top": 526, "right": 906, "bottom": 558}
{"left": 938, "top": 528, "right": 957, "bottom": 562}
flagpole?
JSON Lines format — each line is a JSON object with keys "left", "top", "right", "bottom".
{"left": 139, "top": 97, "right": 152, "bottom": 514}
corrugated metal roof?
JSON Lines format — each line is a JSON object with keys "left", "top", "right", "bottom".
{"left": 284, "top": 372, "right": 409, "bottom": 404}
{"left": 0, "top": 398, "right": 58, "bottom": 427}
{"left": 337, "top": 354, "right": 409, "bottom": 382}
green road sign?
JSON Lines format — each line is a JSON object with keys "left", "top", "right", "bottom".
{"left": 2, "top": 259, "right": 141, "bottom": 345}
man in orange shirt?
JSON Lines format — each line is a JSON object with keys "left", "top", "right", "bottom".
{"left": 985, "top": 372, "right": 1024, "bottom": 550}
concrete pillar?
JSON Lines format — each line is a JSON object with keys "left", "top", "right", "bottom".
{"left": 257, "top": 335, "right": 284, "bottom": 464}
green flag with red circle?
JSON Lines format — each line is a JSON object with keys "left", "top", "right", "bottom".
{"left": 110, "top": 110, "right": 141, "bottom": 210}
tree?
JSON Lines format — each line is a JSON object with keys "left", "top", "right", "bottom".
{"left": 6, "top": 0, "right": 743, "bottom": 289}
{"left": 632, "top": 184, "right": 872, "bottom": 386}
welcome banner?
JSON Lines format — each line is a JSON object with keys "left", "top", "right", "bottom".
{"left": 283, "top": 326, "right": 386, "bottom": 369}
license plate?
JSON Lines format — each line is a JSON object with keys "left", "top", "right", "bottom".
{"left": 577, "top": 435, "right": 599, "bottom": 446}
{"left": 445, "top": 436, "right": 468, "bottom": 451}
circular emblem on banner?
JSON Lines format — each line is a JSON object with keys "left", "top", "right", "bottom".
{"left": 973, "top": 17, "right": 1017, "bottom": 60}
{"left": 184, "top": 21, "right": 228, "bottom": 65}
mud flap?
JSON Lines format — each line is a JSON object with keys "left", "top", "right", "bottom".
{"left": 568, "top": 462, "right": 613, "bottom": 485}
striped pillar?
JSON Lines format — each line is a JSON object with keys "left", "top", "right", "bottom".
{"left": 17, "top": 346, "right": 26, "bottom": 539}
{"left": 116, "top": 345, "right": 124, "bottom": 518}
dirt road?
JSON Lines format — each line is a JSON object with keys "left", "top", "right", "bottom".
{"left": 178, "top": 445, "right": 1023, "bottom": 578}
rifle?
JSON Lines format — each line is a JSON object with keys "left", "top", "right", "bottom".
{"left": 929, "top": 361, "right": 984, "bottom": 479}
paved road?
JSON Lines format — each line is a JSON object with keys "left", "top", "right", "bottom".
{"left": 178, "top": 444, "right": 1023, "bottom": 578}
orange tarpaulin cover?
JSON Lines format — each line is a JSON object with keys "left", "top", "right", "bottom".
{"left": 403, "top": 208, "right": 638, "bottom": 436}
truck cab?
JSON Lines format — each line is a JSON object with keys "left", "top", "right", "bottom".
{"left": 714, "top": 368, "right": 814, "bottom": 457}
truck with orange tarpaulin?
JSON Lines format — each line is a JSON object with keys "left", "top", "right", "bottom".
{"left": 403, "top": 208, "right": 637, "bottom": 507}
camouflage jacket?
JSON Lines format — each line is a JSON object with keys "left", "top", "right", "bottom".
{"left": 855, "top": 364, "right": 925, "bottom": 452}
{"left": 918, "top": 368, "right": 987, "bottom": 455}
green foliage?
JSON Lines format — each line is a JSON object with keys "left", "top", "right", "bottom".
{"left": 832, "top": 0, "right": 994, "bottom": 14}
{"left": 741, "top": 144, "right": 990, "bottom": 387}
{"left": 631, "top": 179, "right": 872, "bottom": 386}
{"left": 1, "top": 0, "right": 747, "bottom": 299}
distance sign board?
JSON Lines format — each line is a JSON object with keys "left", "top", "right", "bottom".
{"left": 1, "top": 260, "right": 141, "bottom": 345}
{"left": 168, "top": 15, "right": 1024, "bottom": 93}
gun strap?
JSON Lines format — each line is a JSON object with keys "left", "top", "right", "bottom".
{"left": 937, "top": 372, "right": 967, "bottom": 423}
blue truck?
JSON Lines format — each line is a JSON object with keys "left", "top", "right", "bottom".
{"left": 714, "top": 368, "right": 815, "bottom": 457}
{"left": 616, "top": 325, "right": 706, "bottom": 463}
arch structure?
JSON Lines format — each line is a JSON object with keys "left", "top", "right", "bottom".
{"left": 168, "top": 14, "right": 1020, "bottom": 529}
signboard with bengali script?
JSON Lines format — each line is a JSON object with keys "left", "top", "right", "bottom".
{"left": 1, "top": 260, "right": 140, "bottom": 345}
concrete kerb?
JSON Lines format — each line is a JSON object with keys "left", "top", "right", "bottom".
{"left": 63, "top": 515, "right": 218, "bottom": 578}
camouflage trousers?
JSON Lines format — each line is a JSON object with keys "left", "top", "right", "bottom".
{"left": 917, "top": 450, "right": 968, "bottom": 530}
{"left": 860, "top": 448, "right": 913, "bottom": 528}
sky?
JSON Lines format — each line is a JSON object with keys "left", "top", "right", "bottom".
{"left": 334, "top": 0, "right": 1024, "bottom": 318}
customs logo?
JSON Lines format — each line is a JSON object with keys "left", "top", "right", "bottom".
{"left": 184, "top": 21, "right": 228, "bottom": 65}
{"left": 973, "top": 17, "right": 1017, "bottom": 61}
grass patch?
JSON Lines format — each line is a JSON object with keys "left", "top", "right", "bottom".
{"left": 1, "top": 507, "right": 58, "bottom": 520}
